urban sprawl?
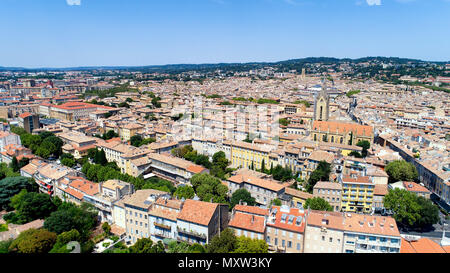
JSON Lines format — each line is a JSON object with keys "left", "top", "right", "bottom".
{"left": 0, "top": 58, "right": 449, "bottom": 254}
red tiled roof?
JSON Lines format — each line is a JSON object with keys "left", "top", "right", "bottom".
{"left": 177, "top": 199, "right": 219, "bottom": 226}
{"left": 234, "top": 205, "right": 269, "bottom": 216}
{"left": 229, "top": 211, "right": 266, "bottom": 234}
{"left": 312, "top": 120, "right": 373, "bottom": 137}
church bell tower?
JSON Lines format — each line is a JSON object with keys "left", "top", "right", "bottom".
{"left": 314, "top": 79, "right": 330, "bottom": 121}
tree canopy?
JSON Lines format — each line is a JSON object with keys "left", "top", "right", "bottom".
{"left": 129, "top": 238, "right": 165, "bottom": 253}
{"left": 305, "top": 197, "right": 333, "bottom": 211}
{"left": 8, "top": 228, "right": 57, "bottom": 253}
{"left": 0, "top": 176, "right": 37, "bottom": 210}
{"left": 190, "top": 173, "right": 228, "bottom": 204}
{"left": 230, "top": 189, "right": 255, "bottom": 210}
{"left": 306, "top": 161, "right": 331, "bottom": 193}
{"left": 383, "top": 188, "right": 439, "bottom": 230}
{"left": 385, "top": 160, "right": 418, "bottom": 183}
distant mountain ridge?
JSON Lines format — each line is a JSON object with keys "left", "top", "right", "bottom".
{"left": 0, "top": 56, "right": 448, "bottom": 72}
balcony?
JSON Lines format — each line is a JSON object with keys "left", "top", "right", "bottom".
{"left": 154, "top": 229, "right": 172, "bottom": 239}
{"left": 154, "top": 222, "right": 172, "bottom": 230}
{"left": 177, "top": 227, "right": 207, "bottom": 240}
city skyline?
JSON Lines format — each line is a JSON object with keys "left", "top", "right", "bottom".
{"left": 0, "top": 0, "right": 449, "bottom": 68}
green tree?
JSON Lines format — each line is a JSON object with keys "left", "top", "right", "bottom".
{"left": 356, "top": 140, "right": 371, "bottom": 157}
{"left": 174, "top": 185, "right": 195, "bottom": 200}
{"left": 383, "top": 188, "right": 439, "bottom": 229}
{"left": 44, "top": 202, "right": 98, "bottom": 241}
{"left": 10, "top": 156, "right": 19, "bottom": 172}
{"left": 261, "top": 159, "right": 266, "bottom": 173}
{"left": 385, "top": 160, "right": 419, "bottom": 183}
{"left": 279, "top": 118, "right": 290, "bottom": 126}
{"left": 234, "top": 236, "right": 268, "bottom": 253}
{"left": 61, "top": 158, "right": 75, "bottom": 168}
{"left": 130, "top": 135, "right": 143, "bottom": 147}
{"left": 9, "top": 191, "right": 57, "bottom": 224}
{"left": 190, "top": 173, "right": 228, "bottom": 203}
{"left": 49, "top": 229, "right": 81, "bottom": 253}
{"left": 129, "top": 238, "right": 165, "bottom": 253}
{"left": 306, "top": 161, "right": 331, "bottom": 193}
{"left": 230, "top": 189, "right": 255, "bottom": 210}
{"left": 0, "top": 176, "right": 37, "bottom": 210}
{"left": 206, "top": 228, "right": 237, "bottom": 253}
{"left": 102, "top": 222, "right": 111, "bottom": 235}
{"left": 94, "top": 149, "right": 108, "bottom": 166}
{"left": 305, "top": 197, "right": 333, "bottom": 211}
{"left": 270, "top": 198, "right": 282, "bottom": 206}
{"left": 349, "top": 151, "right": 363, "bottom": 158}
{"left": 8, "top": 228, "right": 57, "bottom": 253}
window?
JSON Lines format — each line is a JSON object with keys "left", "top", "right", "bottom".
{"left": 345, "top": 250, "right": 354, "bottom": 253}
{"left": 322, "top": 236, "right": 325, "bottom": 241}
{"left": 391, "top": 239, "right": 399, "bottom": 244}
{"left": 282, "top": 240, "right": 285, "bottom": 247}
{"left": 369, "top": 236, "right": 376, "bottom": 241}
{"left": 346, "top": 241, "right": 354, "bottom": 245}
{"left": 358, "top": 235, "right": 366, "bottom": 240}
{"left": 287, "top": 241, "right": 292, "bottom": 248}
{"left": 267, "top": 236, "right": 270, "bottom": 243}
{"left": 329, "top": 237, "right": 333, "bottom": 243}
{"left": 297, "top": 243, "right": 301, "bottom": 251}
{"left": 275, "top": 238, "right": 278, "bottom": 245}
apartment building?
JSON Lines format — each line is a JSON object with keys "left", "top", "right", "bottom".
{"left": 176, "top": 199, "right": 229, "bottom": 245}
{"left": 55, "top": 178, "right": 133, "bottom": 223}
{"left": 148, "top": 152, "right": 208, "bottom": 185}
{"left": 0, "top": 131, "right": 21, "bottom": 152}
{"left": 149, "top": 197, "right": 183, "bottom": 242}
{"left": 58, "top": 131, "right": 97, "bottom": 159}
{"left": 373, "top": 184, "right": 388, "bottom": 212}
{"left": 123, "top": 189, "right": 170, "bottom": 244}
{"left": 226, "top": 169, "right": 286, "bottom": 206}
{"left": 339, "top": 175, "right": 375, "bottom": 214}
{"left": 266, "top": 205, "right": 306, "bottom": 253}
{"left": 303, "top": 210, "right": 345, "bottom": 253}
{"left": 313, "top": 181, "right": 342, "bottom": 211}
{"left": 49, "top": 102, "right": 116, "bottom": 121}
{"left": 18, "top": 112, "right": 39, "bottom": 133}
{"left": 20, "top": 159, "right": 48, "bottom": 178}
{"left": 228, "top": 205, "right": 268, "bottom": 241}
{"left": 342, "top": 213, "right": 401, "bottom": 253}
{"left": 33, "top": 163, "right": 76, "bottom": 196}
{"left": 120, "top": 123, "right": 143, "bottom": 141}
{"left": 226, "top": 141, "right": 272, "bottom": 170}
{"left": 389, "top": 181, "right": 432, "bottom": 199}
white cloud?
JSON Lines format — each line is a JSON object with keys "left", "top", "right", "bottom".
{"left": 366, "top": 0, "right": 381, "bottom": 5}
{"left": 66, "top": 0, "right": 81, "bottom": 5}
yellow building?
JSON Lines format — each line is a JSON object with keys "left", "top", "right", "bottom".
{"left": 226, "top": 141, "right": 272, "bottom": 170}
{"left": 120, "top": 123, "right": 143, "bottom": 141}
{"left": 339, "top": 175, "right": 374, "bottom": 214}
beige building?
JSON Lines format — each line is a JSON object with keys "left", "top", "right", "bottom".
{"left": 313, "top": 181, "right": 342, "bottom": 211}
{"left": 303, "top": 210, "right": 345, "bottom": 253}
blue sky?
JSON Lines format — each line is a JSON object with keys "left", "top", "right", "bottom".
{"left": 0, "top": 0, "right": 449, "bottom": 68}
